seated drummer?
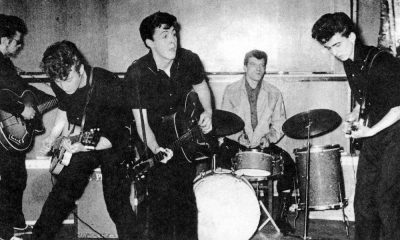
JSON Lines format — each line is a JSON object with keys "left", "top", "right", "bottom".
{"left": 220, "top": 49, "right": 296, "bottom": 235}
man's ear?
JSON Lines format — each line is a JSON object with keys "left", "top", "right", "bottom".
{"left": 78, "top": 64, "right": 84, "bottom": 75}
{"left": 349, "top": 32, "right": 356, "bottom": 43}
{"left": 145, "top": 39, "right": 154, "bottom": 49}
{"left": 243, "top": 65, "right": 248, "bottom": 73}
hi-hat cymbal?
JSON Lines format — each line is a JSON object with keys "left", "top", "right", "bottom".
{"left": 282, "top": 109, "right": 342, "bottom": 139}
{"left": 213, "top": 110, "right": 244, "bottom": 137}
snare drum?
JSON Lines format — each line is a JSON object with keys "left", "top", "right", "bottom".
{"left": 232, "top": 148, "right": 273, "bottom": 177}
{"left": 294, "top": 144, "right": 345, "bottom": 210}
{"left": 194, "top": 169, "right": 260, "bottom": 240}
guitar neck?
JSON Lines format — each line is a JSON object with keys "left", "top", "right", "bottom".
{"left": 37, "top": 98, "right": 58, "bottom": 114}
{"left": 150, "top": 126, "right": 200, "bottom": 164}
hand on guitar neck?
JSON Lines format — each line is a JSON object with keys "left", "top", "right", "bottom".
{"left": 344, "top": 104, "right": 373, "bottom": 150}
{"left": 21, "top": 105, "right": 36, "bottom": 120}
{"left": 155, "top": 147, "right": 173, "bottom": 164}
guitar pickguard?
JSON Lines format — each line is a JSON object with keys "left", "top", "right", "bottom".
{"left": 0, "top": 89, "right": 58, "bottom": 152}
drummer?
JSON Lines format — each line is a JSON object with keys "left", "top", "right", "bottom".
{"left": 219, "top": 49, "right": 296, "bottom": 235}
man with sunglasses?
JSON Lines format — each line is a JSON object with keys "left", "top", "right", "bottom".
{"left": 0, "top": 14, "right": 36, "bottom": 240}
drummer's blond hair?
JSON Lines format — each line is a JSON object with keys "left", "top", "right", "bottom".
{"left": 244, "top": 50, "right": 268, "bottom": 67}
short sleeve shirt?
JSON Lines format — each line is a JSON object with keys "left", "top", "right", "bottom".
{"left": 124, "top": 48, "right": 206, "bottom": 137}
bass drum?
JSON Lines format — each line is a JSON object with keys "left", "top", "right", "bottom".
{"left": 194, "top": 169, "right": 260, "bottom": 240}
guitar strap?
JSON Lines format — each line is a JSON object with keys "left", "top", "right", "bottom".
{"left": 134, "top": 66, "right": 149, "bottom": 159}
{"left": 359, "top": 48, "right": 385, "bottom": 111}
{"left": 79, "top": 67, "right": 95, "bottom": 135}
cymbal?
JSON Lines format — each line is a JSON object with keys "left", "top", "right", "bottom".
{"left": 213, "top": 110, "right": 244, "bottom": 137}
{"left": 282, "top": 109, "right": 342, "bottom": 139}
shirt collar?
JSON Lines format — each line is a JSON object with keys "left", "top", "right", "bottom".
{"left": 144, "top": 48, "right": 181, "bottom": 76}
{"left": 345, "top": 41, "right": 373, "bottom": 65}
{"left": 245, "top": 78, "right": 263, "bottom": 92}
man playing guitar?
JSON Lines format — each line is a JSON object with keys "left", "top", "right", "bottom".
{"left": 125, "top": 11, "right": 213, "bottom": 240}
{"left": 312, "top": 12, "right": 400, "bottom": 240}
{"left": 31, "top": 41, "right": 139, "bottom": 240}
{"left": 0, "top": 14, "right": 37, "bottom": 240}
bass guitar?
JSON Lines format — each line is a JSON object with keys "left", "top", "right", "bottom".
{"left": 130, "top": 90, "right": 215, "bottom": 182}
{"left": 0, "top": 89, "right": 58, "bottom": 152}
{"left": 50, "top": 127, "right": 101, "bottom": 175}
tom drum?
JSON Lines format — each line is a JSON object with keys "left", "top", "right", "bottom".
{"left": 233, "top": 149, "right": 273, "bottom": 177}
{"left": 294, "top": 144, "right": 346, "bottom": 210}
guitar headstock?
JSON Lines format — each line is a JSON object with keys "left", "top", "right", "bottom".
{"left": 80, "top": 128, "right": 101, "bottom": 147}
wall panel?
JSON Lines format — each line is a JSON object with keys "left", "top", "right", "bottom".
{"left": 107, "top": 0, "right": 350, "bottom": 73}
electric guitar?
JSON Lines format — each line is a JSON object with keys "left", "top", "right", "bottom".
{"left": 0, "top": 89, "right": 58, "bottom": 152}
{"left": 49, "top": 127, "right": 101, "bottom": 175}
{"left": 351, "top": 96, "right": 370, "bottom": 150}
{"left": 130, "top": 90, "right": 215, "bottom": 182}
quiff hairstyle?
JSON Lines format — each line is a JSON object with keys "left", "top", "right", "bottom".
{"left": 311, "top": 12, "right": 357, "bottom": 44}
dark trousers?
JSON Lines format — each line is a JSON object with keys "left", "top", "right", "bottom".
{"left": 32, "top": 149, "right": 138, "bottom": 240}
{"left": 354, "top": 125, "right": 400, "bottom": 240}
{"left": 218, "top": 138, "right": 296, "bottom": 192}
{"left": 147, "top": 158, "right": 197, "bottom": 240}
{"left": 0, "top": 149, "right": 26, "bottom": 239}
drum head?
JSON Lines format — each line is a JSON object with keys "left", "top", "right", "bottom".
{"left": 235, "top": 169, "right": 271, "bottom": 177}
{"left": 194, "top": 173, "right": 260, "bottom": 240}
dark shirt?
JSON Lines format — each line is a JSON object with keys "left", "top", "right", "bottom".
{"left": 245, "top": 79, "right": 262, "bottom": 130}
{"left": 0, "top": 52, "right": 30, "bottom": 115}
{"left": 343, "top": 42, "right": 400, "bottom": 126}
{"left": 51, "top": 65, "right": 130, "bottom": 149}
{"left": 124, "top": 48, "right": 206, "bottom": 139}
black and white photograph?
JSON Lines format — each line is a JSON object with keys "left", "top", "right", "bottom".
{"left": 0, "top": 1, "right": 398, "bottom": 239}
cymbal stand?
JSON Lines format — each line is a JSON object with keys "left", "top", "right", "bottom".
{"left": 303, "top": 118, "right": 312, "bottom": 239}
{"left": 289, "top": 117, "right": 312, "bottom": 240}
{"left": 212, "top": 153, "right": 217, "bottom": 172}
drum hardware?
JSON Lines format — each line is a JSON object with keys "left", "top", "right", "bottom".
{"left": 282, "top": 109, "right": 347, "bottom": 240}
{"left": 251, "top": 180, "right": 280, "bottom": 233}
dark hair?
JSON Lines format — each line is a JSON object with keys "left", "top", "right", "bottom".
{"left": 0, "top": 14, "right": 27, "bottom": 39}
{"left": 139, "top": 11, "right": 179, "bottom": 48}
{"left": 41, "top": 40, "right": 88, "bottom": 81}
{"left": 244, "top": 50, "right": 268, "bottom": 66}
{"left": 311, "top": 12, "right": 357, "bottom": 44}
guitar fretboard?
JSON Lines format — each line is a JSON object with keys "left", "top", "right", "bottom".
{"left": 38, "top": 98, "right": 58, "bottom": 114}
{"left": 152, "top": 126, "right": 201, "bottom": 163}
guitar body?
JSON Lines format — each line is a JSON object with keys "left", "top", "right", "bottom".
{"left": 352, "top": 97, "right": 370, "bottom": 151}
{"left": 160, "top": 90, "right": 212, "bottom": 163}
{"left": 0, "top": 90, "right": 52, "bottom": 151}
{"left": 50, "top": 127, "right": 100, "bottom": 175}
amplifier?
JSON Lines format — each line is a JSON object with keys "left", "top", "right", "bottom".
{"left": 76, "top": 168, "right": 141, "bottom": 239}
{"left": 24, "top": 159, "right": 74, "bottom": 225}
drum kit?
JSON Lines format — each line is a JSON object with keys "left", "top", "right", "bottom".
{"left": 195, "top": 108, "right": 348, "bottom": 240}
